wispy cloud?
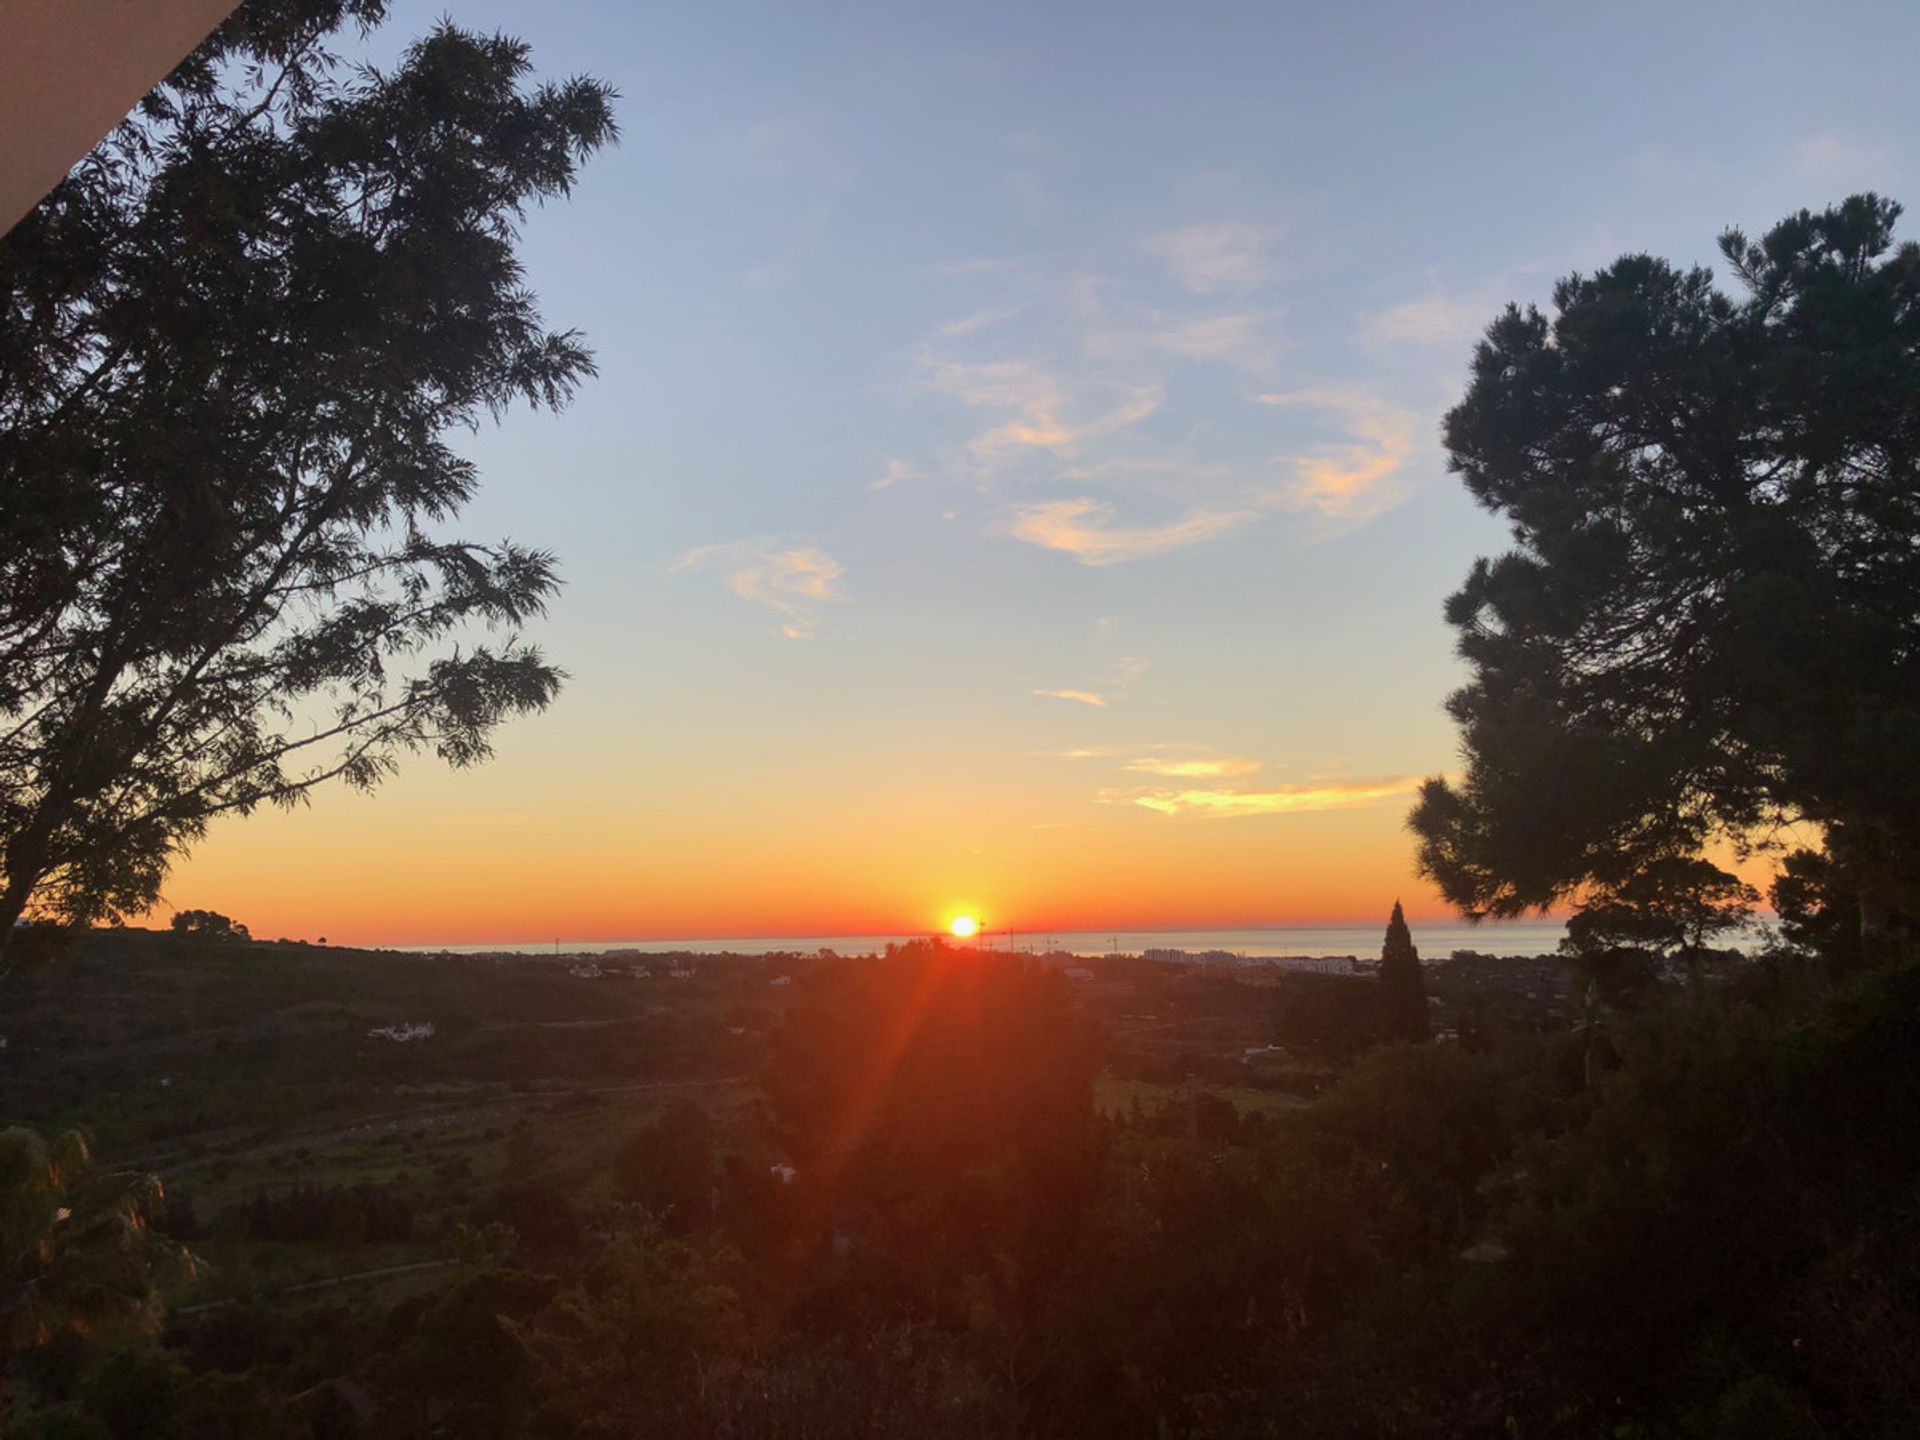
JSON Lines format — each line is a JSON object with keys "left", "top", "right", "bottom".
{"left": 1120, "top": 754, "right": 1260, "bottom": 779}
{"left": 872, "top": 458, "right": 926, "bottom": 490}
{"left": 730, "top": 548, "right": 848, "bottom": 638}
{"left": 1043, "top": 741, "right": 1257, "bottom": 777}
{"left": 1145, "top": 221, "right": 1275, "bottom": 292}
{"left": 1010, "top": 498, "right": 1255, "bottom": 565}
{"left": 1003, "top": 170, "right": 1060, "bottom": 224}
{"left": 1112, "top": 775, "right": 1421, "bottom": 817}
{"left": 1032, "top": 650, "right": 1150, "bottom": 714}
{"left": 918, "top": 356, "right": 1162, "bottom": 467}
{"left": 937, "top": 305, "right": 1025, "bottom": 338}
{"left": 1257, "top": 389, "right": 1418, "bottom": 528}
{"left": 1787, "top": 131, "right": 1900, "bottom": 191}
{"left": 671, "top": 542, "right": 850, "bottom": 639}
{"left": 905, "top": 221, "right": 1420, "bottom": 558}
{"left": 1138, "top": 310, "right": 1277, "bottom": 361}
{"left": 1359, "top": 294, "right": 1489, "bottom": 349}
{"left": 1043, "top": 742, "right": 1209, "bottom": 760}
{"left": 1056, "top": 457, "right": 1231, "bottom": 485}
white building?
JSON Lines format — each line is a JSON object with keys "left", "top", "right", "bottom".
{"left": 1272, "top": 955, "right": 1357, "bottom": 976}
{"left": 368, "top": 1021, "right": 436, "bottom": 1043}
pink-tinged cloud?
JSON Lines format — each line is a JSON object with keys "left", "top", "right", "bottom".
{"left": 1120, "top": 755, "right": 1261, "bottom": 779}
{"left": 1117, "top": 775, "right": 1421, "bottom": 817}
{"left": 872, "top": 457, "right": 926, "bottom": 490}
{"left": 1786, "top": 131, "right": 1900, "bottom": 190}
{"left": 1010, "top": 498, "right": 1256, "bottom": 565}
{"left": 1033, "top": 688, "right": 1108, "bottom": 707}
{"left": 1258, "top": 389, "right": 1417, "bottom": 528}
{"left": 1359, "top": 294, "right": 1489, "bottom": 348}
{"left": 918, "top": 356, "right": 1162, "bottom": 467}
{"left": 673, "top": 542, "right": 850, "bottom": 639}
{"left": 1042, "top": 742, "right": 1210, "bottom": 760}
{"left": 1145, "top": 221, "right": 1275, "bottom": 292}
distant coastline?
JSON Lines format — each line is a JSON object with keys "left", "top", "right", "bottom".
{"left": 396, "top": 921, "right": 1577, "bottom": 960}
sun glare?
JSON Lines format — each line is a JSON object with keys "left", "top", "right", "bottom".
{"left": 949, "top": 914, "right": 979, "bottom": 939}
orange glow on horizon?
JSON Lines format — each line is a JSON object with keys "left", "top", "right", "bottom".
{"left": 145, "top": 757, "right": 1506, "bottom": 948}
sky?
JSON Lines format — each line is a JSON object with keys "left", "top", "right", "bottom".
{"left": 159, "top": 0, "right": 1920, "bottom": 945}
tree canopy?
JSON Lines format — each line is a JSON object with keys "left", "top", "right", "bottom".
{"left": 167, "top": 908, "right": 249, "bottom": 943}
{"left": 0, "top": 1, "right": 615, "bottom": 944}
{"left": 1410, "top": 196, "right": 1920, "bottom": 938}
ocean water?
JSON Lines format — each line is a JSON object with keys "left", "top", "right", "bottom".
{"left": 405, "top": 921, "right": 1572, "bottom": 960}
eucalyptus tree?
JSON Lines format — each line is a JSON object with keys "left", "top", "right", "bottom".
{"left": 0, "top": 1, "right": 615, "bottom": 950}
{"left": 1411, "top": 196, "right": 1920, "bottom": 947}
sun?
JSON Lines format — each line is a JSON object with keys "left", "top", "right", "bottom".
{"left": 949, "top": 914, "right": 980, "bottom": 939}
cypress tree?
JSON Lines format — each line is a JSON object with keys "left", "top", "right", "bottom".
{"left": 1378, "top": 901, "right": 1430, "bottom": 1042}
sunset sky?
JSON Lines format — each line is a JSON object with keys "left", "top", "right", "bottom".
{"left": 160, "top": 0, "right": 1918, "bottom": 945}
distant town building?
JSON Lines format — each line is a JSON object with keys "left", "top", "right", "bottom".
{"left": 567, "top": 961, "right": 603, "bottom": 979}
{"left": 368, "top": 1021, "right": 436, "bottom": 1043}
{"left": 1272, "top": 955, "right": 1357, "bottom": 976}
{"left": 769, "top": 974, "right": 792, "bottom": 986}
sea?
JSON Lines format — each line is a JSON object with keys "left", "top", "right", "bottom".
{"left": 403, "top": 921, "right": 1576, "bottom": 960}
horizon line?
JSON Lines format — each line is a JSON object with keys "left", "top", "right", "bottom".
{"left": 362, "top": 916, "right": 1571, "bottom": 951}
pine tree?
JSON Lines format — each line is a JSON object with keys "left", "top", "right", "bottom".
{"left": 1378, "top": 901, "right": 1430, "bottom": 1042}
{"left": 1409, "top": 197, "right": 1920, "bottom": 941}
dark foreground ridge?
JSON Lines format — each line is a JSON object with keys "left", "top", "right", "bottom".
{"left": 3, "top": 925, "right": 1916, "bottom": 1436}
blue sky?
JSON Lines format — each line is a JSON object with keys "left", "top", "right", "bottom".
{"left": 168, "top": 0, "right": 1920, "bottom": 941}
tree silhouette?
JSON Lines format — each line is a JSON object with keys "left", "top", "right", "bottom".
{"left": 1559, "top": 854, "right": 1756, "bottom": 963}
{"left": 1411, "top": 196, "right": 1920, "bottom": 946}
{"left": 0, "top": 2, "right": 616, "bottom": 950}
{"left": 1378, "top": 901, "right": 1429, "bottom": 1042}
{"left": 168, "top": 908, "right": 248, "bottom": 943}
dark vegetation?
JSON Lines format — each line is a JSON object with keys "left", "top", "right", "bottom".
{"left": 0, "top": 921, "right": 1912, "bottom": 1437}
{"left": 2, "top": 0, "right": 1917, "bottom": 1427}
{"left": 1410, "top": 195, "right": 1920, "bottom": 953}
{"left": 0, "top": 0, "right": 615, "bottom": 950}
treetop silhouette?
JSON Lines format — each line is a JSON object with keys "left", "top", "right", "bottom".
{"left": 1378, "top": 900, "right": 1429, "bottom": 1042}
{"left": 0, "top": 2, "right": 616, "bottom": 947}
{"left": 1412, "top": 195, "right": 1920, "bottom": 944}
